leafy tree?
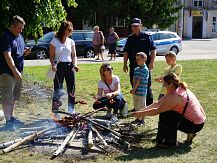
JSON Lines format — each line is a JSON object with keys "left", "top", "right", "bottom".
{"left": 66, "top": 0, "right": 181, "bottom": 33}
{"left": 0, "top": 0, "right": 77, "bottom": 39}
{"left": 143, "top": 0, "right": 182, "bottom": 29}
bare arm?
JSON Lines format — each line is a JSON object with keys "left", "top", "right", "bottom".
{"left": 130, "top": 78, "right": 141, "bottom": 94}
{"left": 105, "top": 82, "right": 121, "bottom": 99}
{"left": 101, "top": 32, "right": 105, "bottom": 45}
{"left": 3, "top": 52, "right": 21, "bottom": 80}
{"left": 133, "top": 79, "right": 141, "bottom": 90}
{"left": 133, "top": 93, "right": 181, "bottom": 117}
{"left": 114, "top": 32, "right": 119, "bottom": 40}
{"left": 148, "top": 49, "right": 156, "bottom": 70}
{"left": 94, "top": 88, "right": 103, "bottom": 99}
{"left": 71, "top": 45, "right": 79, "bottom": 72}
{"left": 49, "top": 44, "right": 56, "bottom": 71}
{"left": 155, "top": 76, "right": 164, "bottom": 83}
{"left": 123, "top": 52, "right": 129, "bottom": 73}
{"left": 24, "top": 47, "right": 31, "bottom": 56}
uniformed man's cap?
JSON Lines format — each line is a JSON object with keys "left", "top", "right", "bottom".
{"left": 131, "top": 18, "right": 142, "bottom": 25}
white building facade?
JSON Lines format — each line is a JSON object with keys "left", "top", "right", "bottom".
{"left": 183, "top": 0, "right": 217, "bottom": 38}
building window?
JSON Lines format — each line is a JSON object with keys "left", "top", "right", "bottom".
{"left": 193, "top": 0, "right": 203, "bottom": 7}
{"left": 212, "top": 17, "right": 216, "bottom": 32}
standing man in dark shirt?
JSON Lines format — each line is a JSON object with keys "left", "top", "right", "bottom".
{"left": 0, "top": 15, "right": 30, "bottom": 130}
{"left": 123, "top": 18, "right": 156, "bottom": 107}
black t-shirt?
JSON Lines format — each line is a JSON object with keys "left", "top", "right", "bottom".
{"left": 124, "top": 32, "right": 156, "bottom": 67}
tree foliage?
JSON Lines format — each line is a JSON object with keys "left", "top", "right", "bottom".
{"left": 69, "top": 0, "right": 181, "bottom": 32}
{"left": 0, "top": 0, "right": 181, "bottom": 38}
{"left": 0, "top": 0, "right": 77, "bottom": 39}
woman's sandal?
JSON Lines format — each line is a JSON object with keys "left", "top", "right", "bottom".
{"left": 184, "top": 133, "right": 197, "bottom": 145}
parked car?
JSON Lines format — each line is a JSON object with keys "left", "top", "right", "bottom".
{"left": 25, "top": 30, "right": 95, "bottom": 59}
{"left": 116, "top": 31, "right": 182, "bottom": 56}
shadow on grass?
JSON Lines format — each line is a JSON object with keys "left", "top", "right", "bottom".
{"left": 113, "top": 127, "right": 192, "bottom": 161}
{"left": 115, "top": 143, "right": 192, "bottom": 161}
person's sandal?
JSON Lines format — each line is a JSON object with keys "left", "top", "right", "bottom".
{"left": 184, "top": 133, "right": 197, "bottom": 145}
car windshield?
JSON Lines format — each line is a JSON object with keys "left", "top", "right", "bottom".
{"left": 84, "top": 33, "right": 93, "bottom": 40}
{"left": 72, "top": 33, "right": 83, "bottom": 40}
{"left": 39, "top": 32, "right": 55, "bottom": 42}
{"left": 151, "top": 34, "right": 159, "bottom": 41}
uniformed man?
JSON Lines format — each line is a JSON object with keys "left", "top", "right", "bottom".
{"left": 123, "top": 18, "right": 156, "bottom": 107}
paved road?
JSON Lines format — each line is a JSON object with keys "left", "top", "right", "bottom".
{"left": 24, "top": 38, "right": 217, "bottom": 66}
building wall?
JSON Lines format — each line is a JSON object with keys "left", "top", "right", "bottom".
{"left": 183, "top": 0, "right": 217, "bottom": 38}
{"left": 183, "top": 9, "right": 193, "bottom": 38}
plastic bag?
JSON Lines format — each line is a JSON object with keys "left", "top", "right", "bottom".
{"left": 101, "top": 45, "right": 105, "bottom": 50}
{"left": 120, "top": 102, "right": 128, "bottom": 118}
{"left": 46, "top": 67, "right": 56, "bottom": 80}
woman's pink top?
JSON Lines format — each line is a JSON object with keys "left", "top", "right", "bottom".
{"left": 171, "top": 87, "right": 206, "bottom": 124}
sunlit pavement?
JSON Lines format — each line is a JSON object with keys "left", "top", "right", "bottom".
{"left": 25, "top": 38, "right": 217, "bottom": 66}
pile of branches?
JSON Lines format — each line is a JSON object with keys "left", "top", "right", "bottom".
{"left": 0, "top": 108, "right": 143, "bottom": 159}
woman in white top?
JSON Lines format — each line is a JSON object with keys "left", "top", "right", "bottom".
{"left": 93, "top": 63, "right": 125, "bottom": 119}
{"left": 49, "top": 20, "right": 79, "bottom": 114}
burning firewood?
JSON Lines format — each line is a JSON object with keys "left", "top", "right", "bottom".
{"left": 54, "top": 109, "right": 131, "bottom": 149}
{"left": 1, "top": 106, "right": 138, "bottom": 158}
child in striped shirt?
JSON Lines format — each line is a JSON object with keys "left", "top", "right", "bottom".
{"left": 130, "top": 52, "right": 149, "bottom": 126}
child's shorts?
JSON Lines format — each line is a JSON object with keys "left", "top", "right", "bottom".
{"left": 133, "top": 95, "right": 146, "bottom": 111}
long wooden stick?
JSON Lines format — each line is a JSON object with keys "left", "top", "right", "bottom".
{"left": 87, "top": 118, "right": 130, "bottom": 148}
{"left": 3, "top": 127, "right": 56, "bottom": 153}
{"left": 55, "top": 107, "right": 107, "bottom": 119}
{"left": 91, "top": 126, "right": 108, "bottom": 148}
{"left": 52, "top": 126, "right": 80, "bottom": 157}
{"left": 87, "top": 118, "right": 121, "bottom": 137}
{"left": 0, "top": 138, "right": 22, "bottom": 149}
{"left": 87, "top": 127, "right": 94, "bottom": 149}
{"left": 111, "top": 133, "right": 130, "bottom": 149}
{"left": 20, "top": 127, "right": 45, "bottom": 131}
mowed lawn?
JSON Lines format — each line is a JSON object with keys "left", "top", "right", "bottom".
{"left": 0, "top": 59, "right": 217, "bottom": 163}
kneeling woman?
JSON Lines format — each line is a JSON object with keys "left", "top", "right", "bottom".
{"left": 132, "top": 73, "right": 206, "bottom": 147}
{"left": 93, "top": 63, "right": 125, "bottom": 120}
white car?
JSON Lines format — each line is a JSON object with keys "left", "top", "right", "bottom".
{"left": 116, "top": 31, "right": 182, "bottom": 56}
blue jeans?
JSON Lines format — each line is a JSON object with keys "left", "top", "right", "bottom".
{"left": 93, "top": 95, "right": 125, "bottom": 114}
{"left": 53, "top": 62, "right": 75, "bottom": 111}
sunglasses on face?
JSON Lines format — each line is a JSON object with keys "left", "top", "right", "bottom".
{"left": 106, "top": 67, "right": 113, "bottom": 71}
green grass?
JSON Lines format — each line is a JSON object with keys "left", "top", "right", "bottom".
{"left": 0, "top": 59, "right": 217, "bottom": 162}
